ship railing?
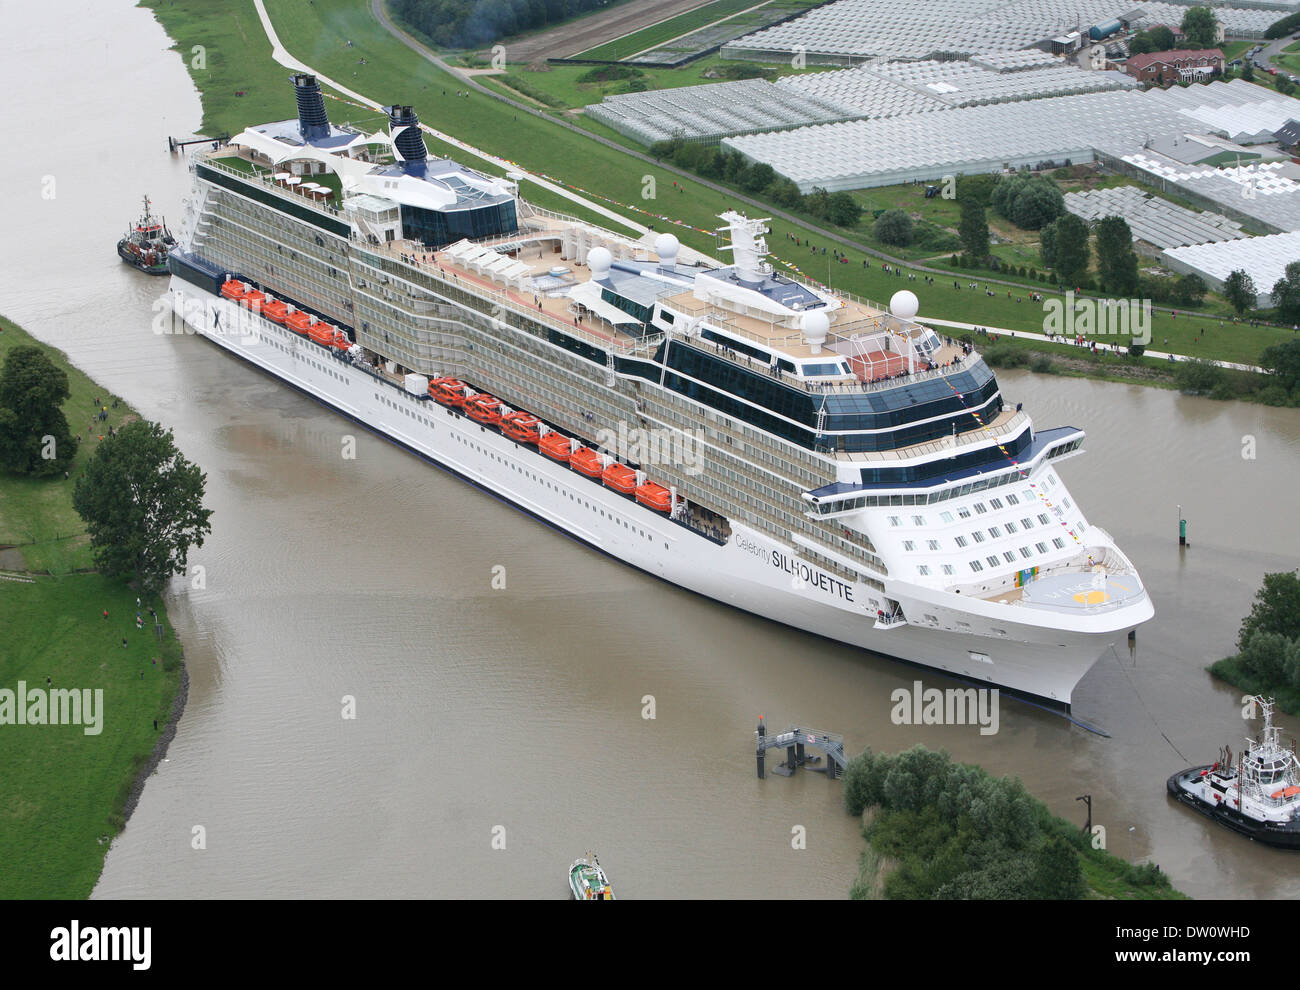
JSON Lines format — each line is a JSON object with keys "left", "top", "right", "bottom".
{"left": 199, "top": 156, "right": 343, "bottom": 217}
{"left": 352, "top": 238, "right": 656, "bottom": 355}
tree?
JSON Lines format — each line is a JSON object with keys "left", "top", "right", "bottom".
{"left": 1260, "top": 339, "right": 1300, "bottom": 393}
{"left": 1128, "top": 32, "right": 1156, "bottom": 56}
{"left": 1272, "top": 260, "right": 1300, "bottom": 322}
{"left": 958, "top": 199, "right": 989, "bottom": 260}
{"left": 1149, "top": 25, "right": 1176, "bottom": 50}
{"left": 740, "top": 162, "right": 776, "bottom": 194}
{"left": 804, "top": 186, "right": 832, "bottom": 220}
{"left": 1027, "top": 837, "right": 1087, "bottom": 899}
{"left": 1241, "top": 60, "right": 1255, "bottom": 82}
{"left": 1174, "top": 272, "right": 1207, "bottom": 306}
{"left": 1009, "top": 181, "right": 1065, "bottom": 230}
{"left": 874, "top": 209, "right": 914, "bottom": 246}
{"left": 1050, "top": 214, "right": 1091, "bottom": 284}
{"left": 72, "top": 419, "right": 212, "bottom": 593}
{"left": 0, "top": 345, "right": 78, "bottom": 477}
{"left": 1223, "top": 268, "right": 1257, "bottom": 315}
{"left": 1238, "top": 571, "right": 1300, "bottom": 649}
{"left": 766, "top": 177, "right": 803, "bottom": 209}
{"left": 1093, "top": 215, "right": 1139, "bottom": 295}
{"left": 1278, "top": 76, "right": 1296, "bottom": 97}
{"left": 826, "top": 191, "right": 863, "bottom": 227}
{"left": 1181, "top": 6, "right": 1218, "bottom": 49}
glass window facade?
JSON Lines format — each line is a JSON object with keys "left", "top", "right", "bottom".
{"left": 399, "top": 200, "right": 517, "bottom": 248}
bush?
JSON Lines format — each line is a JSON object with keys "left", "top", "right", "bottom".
{"left": 1030, "top": 354, "right": 1056, "bottom": 373}
{"left": 1174, "top": 358, "right": 1225, "bottom": 394}
{"left": 984, "top": 344, "right": 1029, "bottom": 368}
{"left": 874, "top": 209, "right": 914, "bottom": 246}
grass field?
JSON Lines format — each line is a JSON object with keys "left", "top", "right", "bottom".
{"left": 142, "top": 0, "right": 1300, "bottom": 374}
{"left": 0, "top": 573, "right": 183, "bottom": 899}
{"left": 576, "top": 0, "right": 774, "bottom": 61}
{"left": 0, "top": 314, "right": 186, "bottom": 899}
{"left": 0, "top": 316, "right": 140, "bottom": 574}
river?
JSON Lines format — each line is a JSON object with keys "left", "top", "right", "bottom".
{"left": 2, "top": 0, "right": 1298, "bottom": 899}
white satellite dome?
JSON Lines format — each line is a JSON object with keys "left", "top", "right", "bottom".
{"left": 654, "top": 232, "right": 680, "bottom": 268}
{"left": 587, "top": 246, "right": 612, "bottom": 278}
{"left": 889, "top": 290, "right": 919, "bottom": 322}
{"left": 802, "top": 309, "right": 830, "bottom": 353}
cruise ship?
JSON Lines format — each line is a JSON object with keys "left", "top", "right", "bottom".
{"left": 164, "top": 74, "right": 1153, "bottom": 709}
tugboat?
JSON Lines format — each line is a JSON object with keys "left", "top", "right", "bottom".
{"left": 117, "top": 195, "right": 175, "bottom": 275}
{"left": 568, "top": 853, "right": 614, "bottom": 900}
{"left": 1167, "top": 698, "right": 1300, "bottom": 848}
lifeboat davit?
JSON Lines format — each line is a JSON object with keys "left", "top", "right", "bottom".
{"left": 286, "top": 310, "right": 313, "bottom": 334}
{"left": 466, "top": 394, "right": 504, "bottom": 426}
{"left": 220, "top": 279, "right": 249, "bottom": 300}
{"left": 601, "top": 463, "right": 637, "bottom": 495}
{"left": 263, "top": 299, "right": 290, "bottom": 324}
{"left": 569, "top": 446, "right": 603, "bottom": 479}
{"left": 634, "top": 482, "right": 673, "bottom": 513}
{"left": 538, "top": 432, "right": 572, "bottom": 462}
{"left": 430, "top": 378, "right": 469, "bottom": 407}
{"left": 501, "top": 411, "right": 541, "bottom": 444}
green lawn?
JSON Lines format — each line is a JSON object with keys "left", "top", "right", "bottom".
{"left": 0, "top": 573, "right": 183, "bottom": 899}
{"left": 0, "top": 316, "right": 139, "bottom": 574}
{"left": 0, "top": 315, "right": 186, "bottom": 899}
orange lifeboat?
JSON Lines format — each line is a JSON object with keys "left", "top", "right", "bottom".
{"left": 430, "top": 378, "right": 469, "bottom": 407}
{"left": 286, "top": 310, "right": 313, "bottom": 335}
{"left": 538, "top": 432, "right": 572, "bottom": 462}
{"left": 501, "top": 411, "right": 541, "bottom": 444}
{"left": 220, "top": 279, "right": 248, "bottom": 300}
{"left": 308, "top": 323, "right": 336, "bottom": 347}
{"left": 569, "top": 447, "right": 603, "bottom": 479}
{"left": 635, "top": 482, "right": 673, "bottom": 513}
{"left": 262, "top": 299, "right": 290, "bottom": 324}
{"left": 601, "top": 463, "right": 637, "bottom": 495}
{"left": 331, "top": 328, "right": 352, "bottom": 351}
{"left": 466, "top": 394, "right": 503, "bottom": 426}
{"left": 241, "top": 290, "right": 266, "bottom": 313}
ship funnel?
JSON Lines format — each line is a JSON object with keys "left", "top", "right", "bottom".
{"left": 386, "top": 105, "right": 427, "bottom": 169}
{"left": 291, "top": 73, "right": 331, "bottom": 143}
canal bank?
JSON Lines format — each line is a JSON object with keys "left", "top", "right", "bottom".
{"left": 0, "top": 316, "right": 189, "bottom": 899}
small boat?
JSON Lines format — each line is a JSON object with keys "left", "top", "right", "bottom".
{"left": 635, "top": 481, "right": 673, "bottom": 513}
{"left": 262, "top": 299, "right": 290, "bottom": 324}
{"left": 286, "top": 310, "right": 313, "bottom": 334}
{"left": 569, "top": 853, "right": 614, "bottom": 900}
{"left": 430, "top": 378, "right": 469, "bottom": 407}
{"left": 308, "top": 323, "right": 336, "bottom": 347}
{"left": 220, "top": 278, "right": 251, "bottom": 300}
{"left": 538, "top": 432, "right": 572, "bottom": 462}
{"left": 466, "top": 394, "right": 504, "bottom": 426}
{"left": 501, "top": 411, "right": 541, "bottom": 444}
{"left": 1167, "top": 698, "right": 1300, "bottom": 848}
{"left": 117, "top": 195, "right": 176, "bottom": 275}
{"left": 570, "top": 446, "right": 602, "bottom": 479}
{"left": 601, "top": 463, "right": 637, "bottom": 495}
{"left": 241, "top": 290, "right": 267, "bottom": 312}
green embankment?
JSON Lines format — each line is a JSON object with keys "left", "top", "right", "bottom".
{"left": 145, "top": 0, "right": 1298, "bottom": 384}
{"left": 0, "top": 315, "right": 185, "bottom": 899}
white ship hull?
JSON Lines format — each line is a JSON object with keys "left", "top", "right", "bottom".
{"left": 166, "top": 280, "right": 1139, "bottom": 709}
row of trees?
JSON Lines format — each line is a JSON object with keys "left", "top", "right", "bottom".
{"left": 392, "top": 0, "right": 609, "bottom": 49}
{"left": 0, "top": 344, "right": 211, "bottom": 593}
{"left": 1220, "top": 262, "right": 1300, "bottom": 323}
{"left": 649, "top": 138, "right": 862, "bottom": 227}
